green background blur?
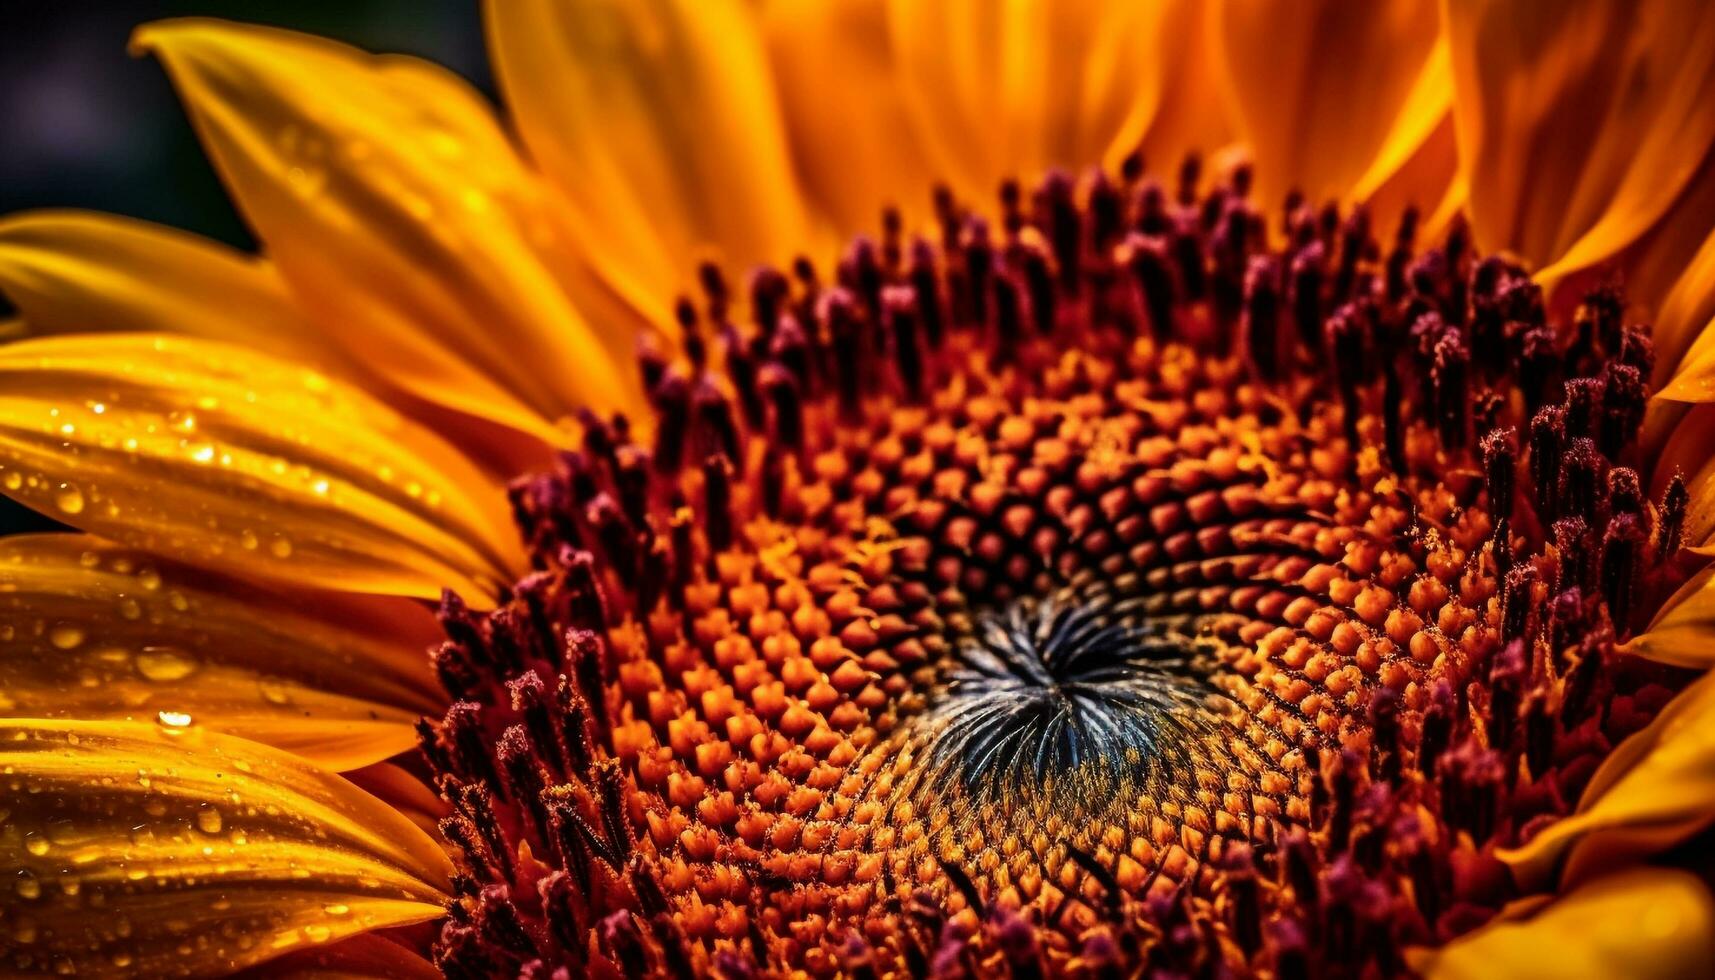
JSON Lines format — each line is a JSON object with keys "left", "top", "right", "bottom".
{"left": 0, "top": 1, "right": 489, "bottom": 534}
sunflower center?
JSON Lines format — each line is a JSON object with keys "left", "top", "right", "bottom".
{"left": 418, "top": 156, "right": 1689, "bottom": 978}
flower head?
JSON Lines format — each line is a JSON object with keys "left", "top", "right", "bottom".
{"left": 4, "top": 1, "right": 1715, "bottom": 977}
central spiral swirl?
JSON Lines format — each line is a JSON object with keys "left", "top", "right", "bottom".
{"left": 909, "top": 577, "right": 1237, "bottom": 808}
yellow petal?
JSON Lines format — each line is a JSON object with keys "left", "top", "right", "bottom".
{"left": 1446, "top": 0, "right": 1715, "bottom": 281}
{"left": 1210, "top": 0, "right": 1450, "bottom": 210}
{"left": 1410, "top": 868, "right": 1715, "bottom": 980}
{"left": 0, "top": 719, "right": 450, "bottom": 977}
{"left": 886, "top": 0, "right": 1176, "bottom": 204}
{"left": 1622, "top": 564, "right": 1715, "bottom": 670}
{"left": 487, "top": 0, "right": 812, "bottom": 299}
{"left": 0, "top": 210, "right": 316, "bottom": 358}
{"left": 763, "top": 0, "right": 934, "bottom": 234}
{"left": 133, "top": 19, "right": 642, "bottom": 442}
{"left": 236, "top": 934, "right": 439, "bottom": 980}
{"left": 0, "top": 333, "right": 519, "bottom": 603}
{"left": 1503, "top": 669, "right": 1715, "bottom": 889}
{"left": 0, "top": 534, "right": 442, "bottom": 771}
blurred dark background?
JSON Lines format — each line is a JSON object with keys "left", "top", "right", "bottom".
{"left": 1, "top": 0, "right": 489, "bottom": 245}
{"left": 0, "top": 1, "right": 488, "bottom": 534}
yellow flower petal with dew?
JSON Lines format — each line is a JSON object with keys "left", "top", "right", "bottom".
{"left": 1446, "top": 0, "right": 1715, "bottom": 287}
{"left": 763, "top": 0, "right": 934, "bottom": 235}
{"left": 1409, "top": 868, "right": 1715, "bottom": 980}
{"left": 1503, "top": 669, "right": 1715, "bottom": 890}
{"left": 487, "top": 0, "right": 812, "bottom": 307}
{"left": 1622, "top": 563, "right": 1715, "bottom": 670}
{"left": 0, "top": 719, "right": 451, "bottom": 978}
{"left": 885, "top": 0, "right": 1175, "bottom": 205}
{"left": 0, "top": 334, "right": 519, "bottom": 603}
{"left": 1209, "top": 0, "right": 1451, "bottom": 214}
{"left": 0, "top": 534, "right": 443, "bottom": 771}
{"left": 0, "top": 211, "right": 562, "bottom": 475}
{"left": 133, "top": 19, "right": 641, "bottom": 444}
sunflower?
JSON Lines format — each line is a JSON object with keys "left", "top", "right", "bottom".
{"left": 3, "top": 0, "right": 1715, "bottom": 976}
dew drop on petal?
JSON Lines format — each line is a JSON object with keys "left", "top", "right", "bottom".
{"left": 135, "top": 647, "right": 198, "bottom": 682}
{"left": 47, "top": 625, "right": 85, "bottom": 650}
{"left": 194, "top": 805, "right": 223, "bottom": 835}
{"left": 54, "top": 484, "right": 84, "bottom": 515}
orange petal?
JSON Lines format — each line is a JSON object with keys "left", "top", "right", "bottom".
{"left": 345, "top": 762, "right": 451, "bottom": 841}
{"left": 1446, "top": 0, "right": 1715, "bottom": 282}
{"left": 133, "top": 19, "right": 643, "bottom": 442}
{"left": 763, "top": 0, "right": 934, "bottom": 235}
{"left": 487, "top": 0, "right": 812, "bottom": 297}
{"left": 1210, "top": 0, "right": 1450, "bottom": 211}
{"left": 1653, "top": 403, "right": 1715, "bottom": 553}
{"left": 1621, "top": 563, "right": 1715, "bottom": 670}
{"left": 0, "top": 719, "right": 450, "bottom": 977}
{"left": 0, "top": 333, "right": 520, "bottom": 603}
{"left": 885, "top": 0, "right": 1181, "bottom": 204}
{"left": 1503, "top": 669, "right": 1715, "bottom": 889}
{"left": 1409, "top": 868, "right": 1715, "bottom": 980}
{"left": 0, "top": 534, "right": 443, "bottom": 771}
{"left": 1136, "top": 0, "right": 1236, "bottom": 175}
{"left": 236, "top": 934, "right": 439, "bottom": 980}
{"left": 1651, "top": 226, "right": 1715, "bottom": 393}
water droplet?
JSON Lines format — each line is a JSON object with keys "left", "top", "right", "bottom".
{"left": 195, "top": 805, "right": 223, "bottom": 835}
{"left": 117, "top": 597, "right": 142, "bottom": 620}
{"left": 2, "top": 472, "right": 20, "bottom": 490}
{"left": 155, "top": 709, "right": 193, "bottom": 731}
{"left": 23, "top": 834, "right": 48, "bottom": 856}
{"left": 136, "top": 647, "right": 198, "bottom": 682}
{"left": 302, "top": 923, "right": 333, "bottom": 943}
{"left": 47, "top": 624, "right": 85, "bottom": 650}
{"left": 257, "top": 678, "right": 292, "bottom": 706}
{"left": 54, "top": 485, "right": 84, "bottom": 515}
{"left": 15, "top": 871, "right": 41, "bottom": 900}
{"left": 239, "top": 529, "right": 259, "bottom": 551}
{"left": 269, "top": 537, "right": 293, "bottom": 559}
{"left": 323, "top": 903, "right": 349, "bottom": 916}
